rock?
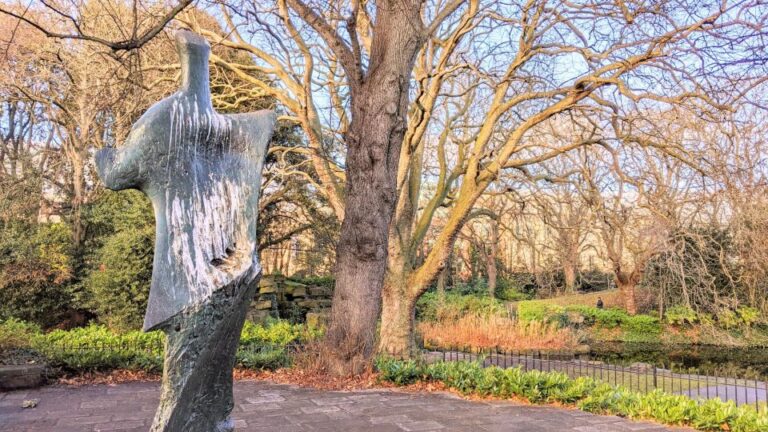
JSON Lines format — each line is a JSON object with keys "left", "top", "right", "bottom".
{"left": 290, "top": 286, "right": 307, "bottom": 298}
{"left": 247, "top": 310, "right": 273, "bottom": 323}
{"left": 306, "top": 311, "right": 329, "bottom": 328}
{"left": 284, "top": 280, "right": 307, "bottom": 289}
{"left": 296, "top": 299, "right": 332, "bottom": 310}
{"left": 0, "top": 365, "right": 46, "bottom": 391}
{"left": 252, "top": 300, "right": 273, "bottom": 310}
{"left": 308, "top": 286, "right": 332, "bottom": 297}
{"left": 259, "top": 285, "right": 277, "bottom": 294}
{"left": 259, "top": 277, "right": 277, "bottom": 288}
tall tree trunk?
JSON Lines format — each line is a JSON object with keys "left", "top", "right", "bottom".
{"left": 487, "top": 222, "right": 498, "bottom": 297}
{"left": 436, "top": 260, "right": 448, "bottom": 302}
{"left": 379, "top": 273, "right": 417, "bottom": 356}
{"left": 487, "top": 258, "right": 497, "bottom": 297}
{"left": 322, "top": 4, "right": 425, "bottom": 375}
{"left": 563, "top": 261, "right": 577, "bottom": 294}
{"left": 618, "top": 281, "right": 638, "bottom": 315}
{"left": 379, "top": 185, "right": 479, "bottom": 354}
{"left": 70, "top": 151, "right": 86, "bottom": 247}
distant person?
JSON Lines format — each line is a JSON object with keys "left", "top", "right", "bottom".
{"left": 596, "top": 297, "right": 604, "bottom": 309}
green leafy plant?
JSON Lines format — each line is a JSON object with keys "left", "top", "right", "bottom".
{"left": 496, "top": 286, "right": 533, "bottom": 302}
{"left": 374, "top": 357, "right": 423, "bottom": 385}
{"left": 0, "top": 318, "right": 41, "bottom": 350}
{"left": 86, "top": 227, "right": 154, "bottom": 332}
{"left": 719, "top": 309, "right": 741, "bottom": 330}
{"left": 416, "top": 292, "right": 505, "bottom": 323}
{"left": 240, "top": 319, "right": 320, "bottom": 346}
{"left": 516, "top": 301, "right": 564, "bottom": 323}
{"left": 2, "top": 318, "right": 319, "bottom": 373}
{"left": 737, "top": 307, "right": 761, "bottom": 327}
{"left": 376, "top": 359, "right": 768, "bottom": 432}
{"left": 665, "top": 305, "right": 699, "bottom": 326}
{"left": 236, "top": 346, "right": 292, "bottom": 370}
{"left": 622, "top": 315, "right": 662, "bottom": 342}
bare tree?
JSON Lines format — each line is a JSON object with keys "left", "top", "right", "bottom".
{"left": 524, "top": 176, "right": 592, "bottom": 294}
{"left": 378, "top": 0, "right": 767, "bottom": 352}
{"left": 187, "top": 0, "right": 471, "bottom": 373}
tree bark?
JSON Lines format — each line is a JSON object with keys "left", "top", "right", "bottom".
{"left": 379, "top": 274, "right": 416, "bottom": 357}
{"left": 563, "top": 261, "right": 577, "bottom": 294}
{"left": 322, "top": 3, "right": 425, "bottom": 375}
{"left": 69, "top": 148, "right": 87, "bottom": 247}
{"left": 379, "top": 185, "right": 479, "bottom": 354}
{"left": 487, "top": 222, "right": 498, "bottom": 297}
{"left": 436, "top": 260, "right": 448, "bottom": 302}
{"left": 618, "top": 281, "right": 638, "bottom": 315}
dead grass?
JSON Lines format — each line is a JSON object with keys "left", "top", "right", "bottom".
{"left": 418, "top": 315, "right": 582, "bottom": 351}
{"left": 57, "top": 369, "right": 161, "bottom": 386}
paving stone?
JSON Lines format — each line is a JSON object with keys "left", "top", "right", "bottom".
{"left": 93, "top": 420, "right": 146, "bottom": 431}
{"left": 396, "top": 420, "right": 445, "bottom": 431}
{"left": 370, "top": 414, "right": 413, "bottom": 424}
{"left": 1, "top": 380, "right": 693, "bottom": 432}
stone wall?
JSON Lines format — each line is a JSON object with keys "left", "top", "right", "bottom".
{"left": 247, "top": 275, "right": 332, "bottom": 325}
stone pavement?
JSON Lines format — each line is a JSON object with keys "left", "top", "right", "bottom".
{"left": 0, "top": 380, "right": 692, "bottom": 432}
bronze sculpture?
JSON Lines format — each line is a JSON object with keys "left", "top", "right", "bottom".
{"left": 95, "top": 30, "right": 275, "bottom": 431}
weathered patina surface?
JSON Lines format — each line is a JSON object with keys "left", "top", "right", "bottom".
{"left": 95, "top": 30, "right": 275, "bottom": 431}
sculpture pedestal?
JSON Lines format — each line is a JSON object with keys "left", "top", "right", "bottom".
{"left": 150, "top": 276, "right": 259, "bottom": 432}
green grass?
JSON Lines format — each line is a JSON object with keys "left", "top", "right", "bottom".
{"left": 508, "top": 290, "right": 624, "bottom": 310}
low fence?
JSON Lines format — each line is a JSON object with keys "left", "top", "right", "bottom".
{"left": 28, "top": 341, "right": 767, "bottom": 408}
{"left": 384, "top": 346, "right": 768, "bottom": 409}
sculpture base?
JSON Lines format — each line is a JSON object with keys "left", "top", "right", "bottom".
{"left": 150, "top": 276, "right": 259, "bottom": 432}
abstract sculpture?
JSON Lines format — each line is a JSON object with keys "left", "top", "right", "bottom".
{"left": 95, "top": 30, "right": 275, "bottom": 431}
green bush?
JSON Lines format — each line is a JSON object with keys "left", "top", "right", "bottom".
{"left": 289, "top": 275, "right": 334, "bottom": 289}
{"left": 494, "top": 278, "right": 534, "bottom": 301}
{"left": 236, "top": 346, "right": 292, "bottom": 370}
{"left": 416, "top": 292, "right": 505, "bottom": 322}
{"left": 32, "top": 324, "right": 164, "bottom": 372}
{"left": 86, "top": 227, "right": 154, "bottom": 332}
{"left": 719, "top": 309, "right": 741, "bottom": 330}
{"left": 622, "top": 315, "right": 662, "bottom": 342}
{"left": 517, "top": 304, "right": 663, "bottom": 342}
{"left": 496, "top": 286, "right": 533, "bottom": 302}
{"left": 83, "top": 190, "right": 155, "bottom": 331}
{"left": 376, "top": 359, "right": 768, "bottom": 432}
{"left": 0, "top": 318, "right": 318, "bottom": 373}
{"left": 240, "top": 319, "right": 320, "bottom": 346}
{"left": 0, "top": 317, "right": 41, "bottom": 350}
{"left": 375, "top": 357, "right": 424, "bottom": 385}
{"left": 518, "top": 303, "right": 637, "bottom": 329}
{"left": 516, "top": 301, "right": 563, "bottom": 323}
{"left": 737, "top": 307, "right": 761, "bottom": 327}
{"left": 452, "top": 279, "right": 490, "bottom": 296}
{"left": 0, "top": 222, "right": 77, "bottom": 327}
{"left": 567, "top": 306, "right": 629, "bottom": 328}
{"left": 665, "top": 305, "right": 699, "bottom": 326}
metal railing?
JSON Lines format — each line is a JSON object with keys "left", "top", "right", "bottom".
{"left": 384, "top": 345, "right": 768, "bottom": 409}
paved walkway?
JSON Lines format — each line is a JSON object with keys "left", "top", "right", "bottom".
{"left": 1, "top": 381, "right": 692, "bottom": 431}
